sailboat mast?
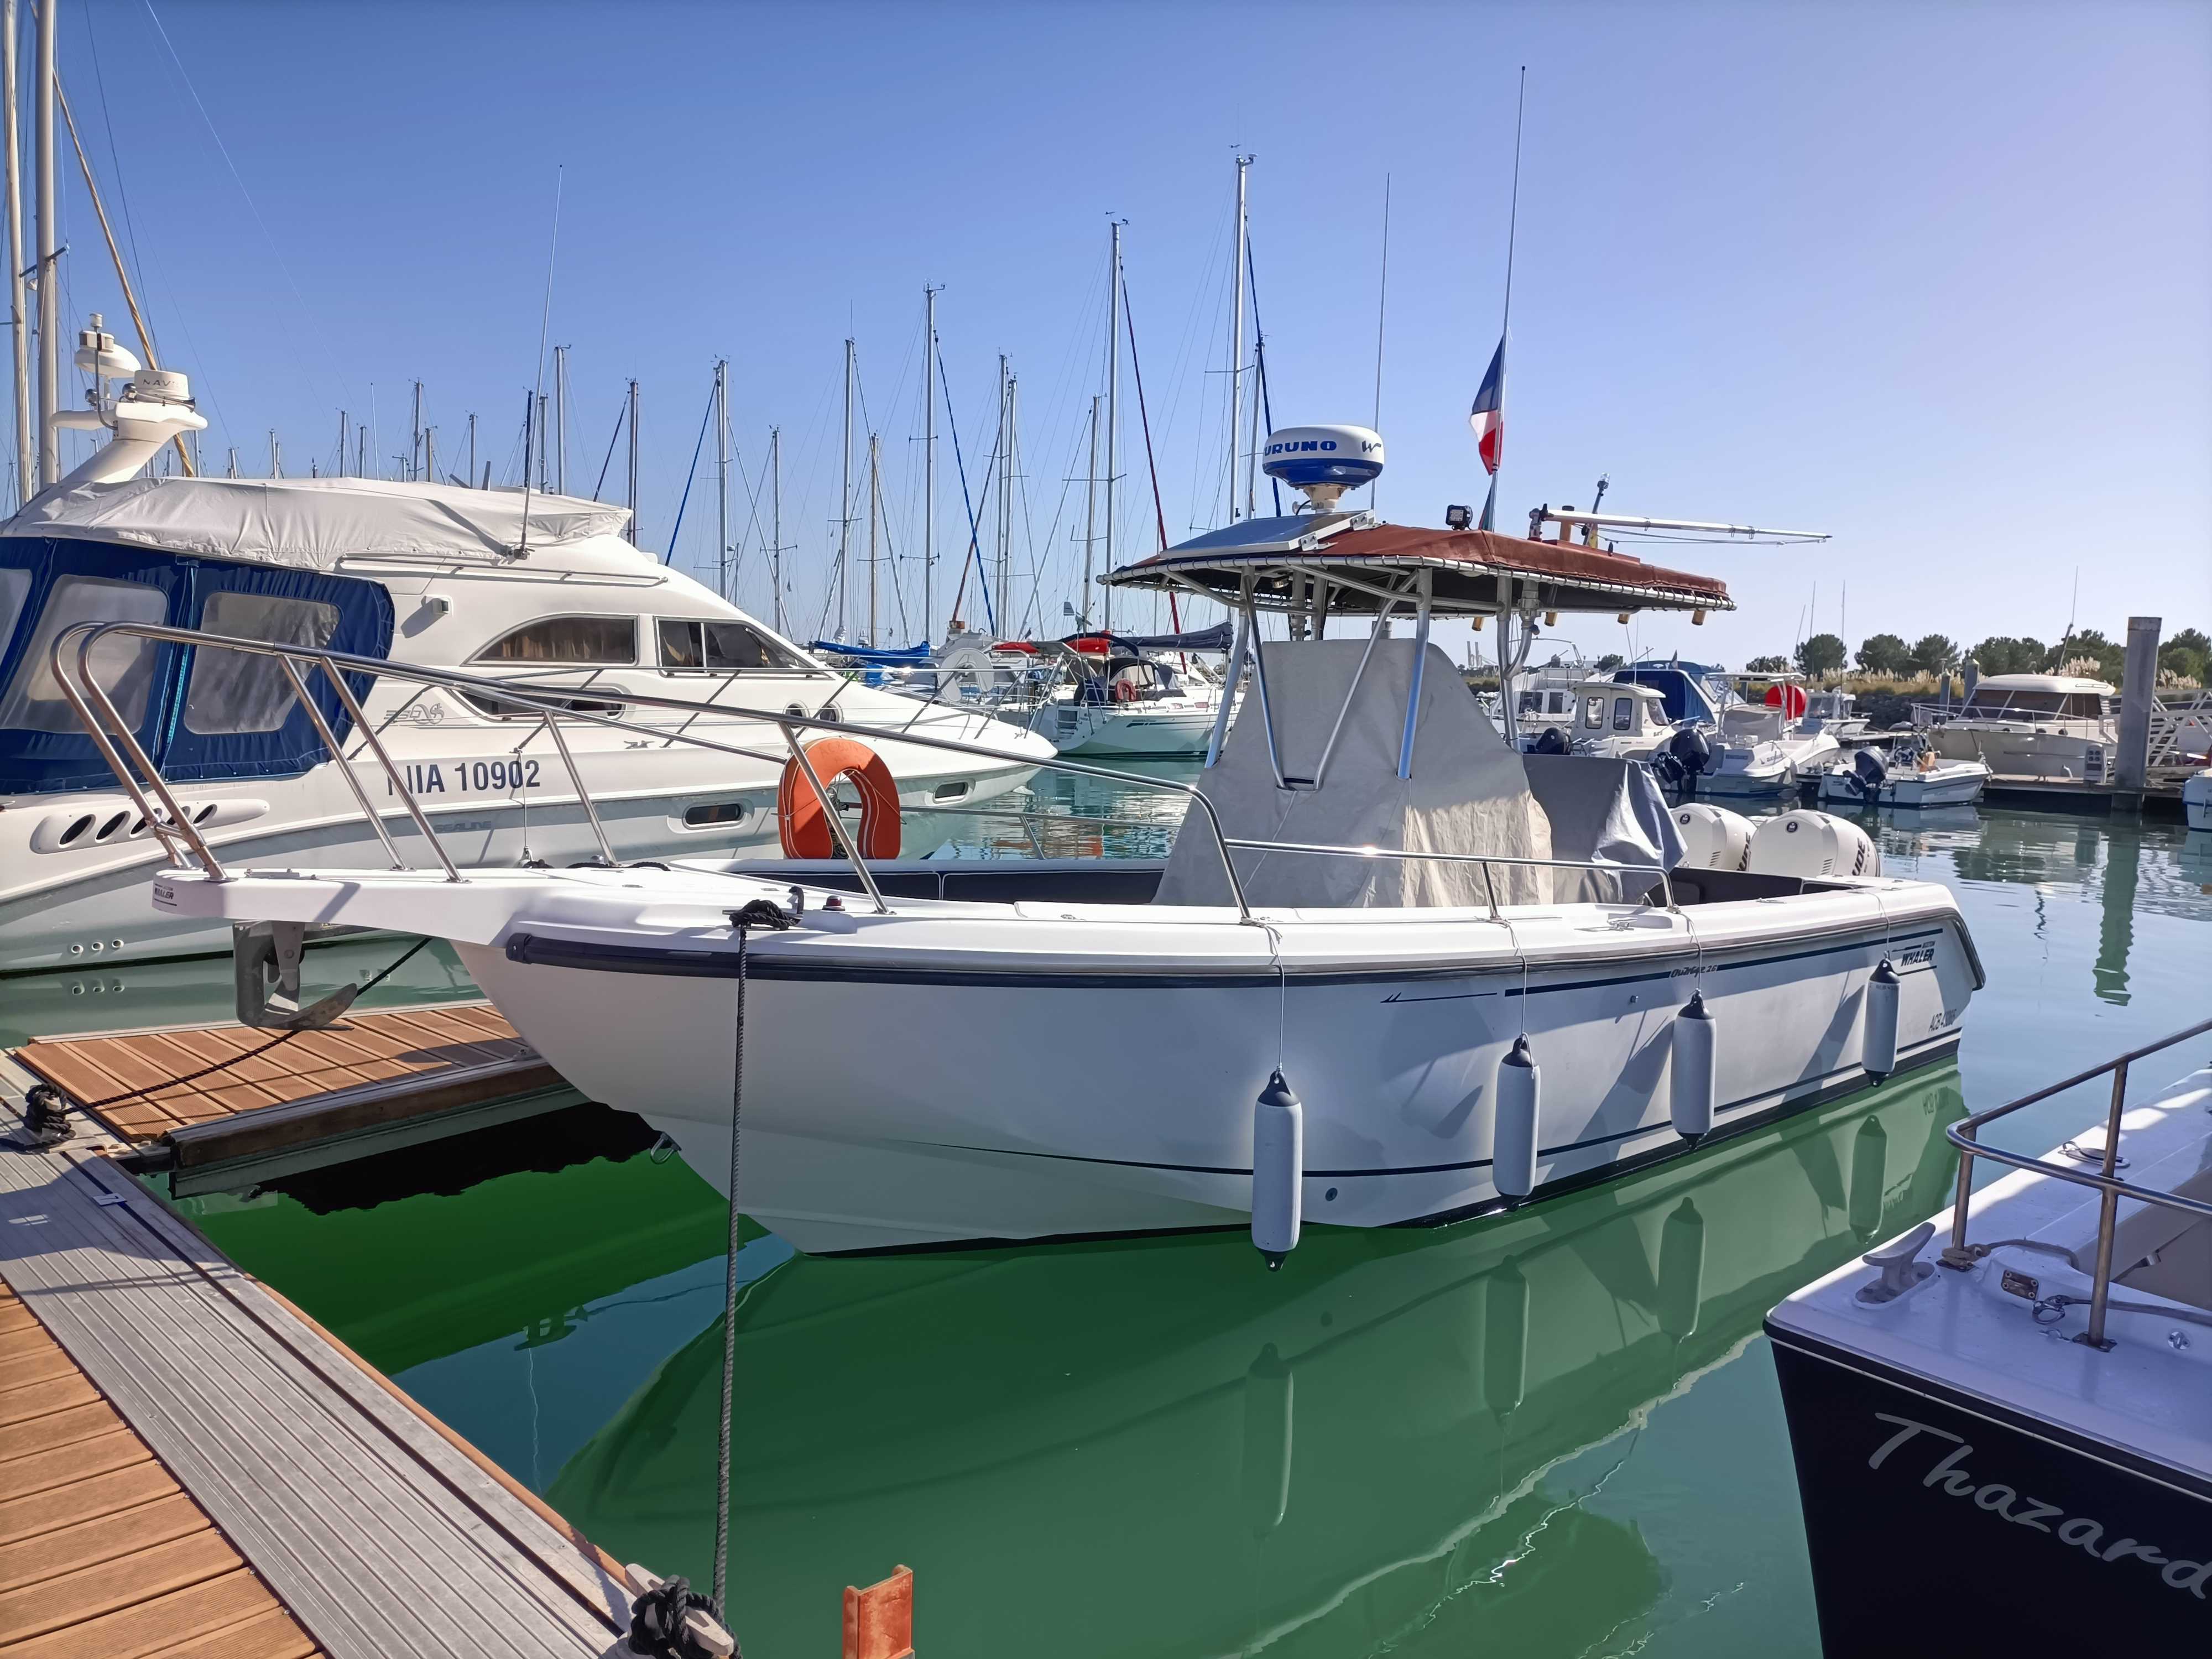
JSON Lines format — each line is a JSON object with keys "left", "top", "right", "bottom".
{"left": 838, "top": 337, "right": 854, "bottom": 639}
{"left": 1104, "top": 219, "right": 1121, "bottom": 638}
{"left": 467, "top": 411, "right": 477, "bottom": 488}
{"left": 994, "top": 355, "right": 1011, "bottom": 634}
{"left": 713, "top": 359, "right": 729, "bottom": 599}
{"left": 1225, "top": 153, "right": 1250, "bottom": 526}
{"left": 410, "top": 382, "right": 423, "bottom": 482}
{"left": 624, "top": 378, "right": 640, "bottom": 546}
{"left": 922, "top": 285, "right": 937, "bottom": 646}
{"left": 33, "top": 0, "right": 55, "bottom": 487}
{"left": 552, "top": 344, "right": 567, "bottom": 493}
{"left": 769, "top": 425, "right": 784, "bottom": 634}
{"left": 867, "top": 432, "right": 881, "bottom": 646}
{"left": 1082, "top": 394, "right": 1098, "bottom": 631}
{"left": 3, "top": 0, "right": 27, "bottom": 507}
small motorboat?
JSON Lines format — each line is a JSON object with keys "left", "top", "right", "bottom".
{"left": 106, "top": 431, "right": 1985, "bottom": 1258}
{"left": 1767, "top": 1022, "right": 2212, "bottom": 1652}
{"left": 1819, "top": 738, "right": 1991, "bottom": 808}
{"left": 2185, "top": 768, "right": 2210, "bottom": 832}
{"left": 1694, "top": 679, "right": 1843, "bottom": 798}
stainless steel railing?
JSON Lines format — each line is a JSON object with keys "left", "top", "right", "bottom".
{"left": 1943, "top": 1017, "right": 2212, "bottom": 1349}
{"left": 50, "top": 619, "right": 1674, "bottom": 930}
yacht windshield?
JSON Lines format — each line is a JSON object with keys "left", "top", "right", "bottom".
{"left": 0, "top": 574, "right": 166, "bottom": 732}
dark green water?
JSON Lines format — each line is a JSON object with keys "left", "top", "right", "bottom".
{"left": 122, "top": 803, "right": 2209, "bottom": 1657}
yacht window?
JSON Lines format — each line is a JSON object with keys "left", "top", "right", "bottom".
{"left": 1965, "top": 689, "right": 2062, "bottom": 716}
{"left": 1582, "top": 695, "right": 1605, "bottom": 730}
{"left": 0, "top": 575, "right": 167, "bottom": 733}
{"left": 1613, "top": 697, "right": 1634, "bottom": 732}
{"left": 658, "top": 618, "right": 810, "bottom": 671}
{"left": 2062, "top": 693, "right": 2105, "bottom": 719}
{"left": 182, "top": 592, "right": 341, "bottom": 735}
{"left": 459, "top": 690, "right": 625, "bottom": 721}
{"left": 0, "top": 566, "right": 29, "bottom": 655}
{"left": 473, "top": 616, "right": 637, "bottom": 665}
{"left": 683, "top": 800, "right": 752, "bottom": 827}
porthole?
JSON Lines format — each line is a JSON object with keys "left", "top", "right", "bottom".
{"left": 931, "top": 781, "right": 971, "bottom": 802}
{"left": 683, "top": 801, "right": 752, "bottom": 828}
{"left": 58, "top": 814, "right": 94, "bottom": 846}
{"left": 96, "top": 812, "right": 129, "bottom": 841}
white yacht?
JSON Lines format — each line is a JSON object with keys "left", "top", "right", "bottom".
{"left": 1768, "top": 1026, "right": 2212, "bottom": 1651}
{"left": 1025, "top": 632, "right": 1235, "bottom": 758}
{"left": 0, "top": 343, "right": 1051, "bottom": 971}
{"left": 118, "top": 447, "right": 1983, "bottom": 1258}
{"left": 1925, "top": 672, "right": 2118, "bottom": 782}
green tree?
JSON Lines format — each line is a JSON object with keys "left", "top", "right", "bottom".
{"left": 1594, "top": 653, "right": 1626, "bottom": 672}
{"left": 1855, "top": 633, "right": 1911, "bottom": 675}
{"left": 1744, "top": 654, "right": 1789, "bottom": 674}
{"left": 1909, "top": 634, "right": 1959, "bottom": 676}
{"left": 2159, "top": 629, "right": 2208, "bottom": 685}
{"left": 1794, "top": 633, "right": 1846, "bottom": 676}
{"left": 1970, "top": 636, "right": 2048, "bottom": 676}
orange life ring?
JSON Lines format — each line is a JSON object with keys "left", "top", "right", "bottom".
{"left": 1110, "top": 677, "right": 1140, "bottom": 704}
{"left": 777, "top": 738, "right": 902, "bottom": 859}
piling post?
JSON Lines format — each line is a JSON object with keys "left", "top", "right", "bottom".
{"left": 2114, "top": 615, "right": 2159, "bottom": 807}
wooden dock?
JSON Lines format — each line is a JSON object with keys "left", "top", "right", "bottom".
{"left": 10, "top": 1006, "right": 568, "bottom": 1196}
{"left": 0, "top": 1092, "right": 633, "bottom": 1657}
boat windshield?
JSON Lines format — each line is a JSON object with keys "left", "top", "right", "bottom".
{"left": 1961, "top": 690, "right": 2106, "bottom": 718}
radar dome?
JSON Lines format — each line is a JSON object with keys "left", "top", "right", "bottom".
{"left": 1261, "top": 424, "right": 1384, "bottom": 510}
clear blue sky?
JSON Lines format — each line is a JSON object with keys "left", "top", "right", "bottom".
{"left": 34, "top": 0, "right": 2212, "bottom": 662}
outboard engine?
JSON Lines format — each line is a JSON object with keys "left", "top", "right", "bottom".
{"left": 1850, "top": 748, "right": 1887, "bottom": 794}
{"left": 1532, "top": 726, "right": 1569, "bottom": 756}
{"left": 1667, "top": 725, "right": 1714, "bottom": 778}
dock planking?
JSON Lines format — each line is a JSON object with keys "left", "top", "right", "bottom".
{"left": 0, "top": 1102, "right": 631, "bottom": 1658}
{"left": 0, "top": 1279, "right": 324, "bottom": 1658}
{"left": 12, "top": 1004, "right": 548, "bottom": 1145}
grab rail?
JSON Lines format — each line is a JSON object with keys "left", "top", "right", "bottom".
{"left": 53, "top": 619, "right": 1677, "bottom": 932}
{"left": 1943, "top": 1017, "right": 2212, "bottom": 1349}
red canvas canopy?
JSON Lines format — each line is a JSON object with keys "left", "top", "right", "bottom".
{"left": 1102, "top": 514, "right": 1732, "bottom": 618}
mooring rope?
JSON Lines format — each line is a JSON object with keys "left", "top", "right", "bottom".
{"left": 61, "top": 936, "right": 434, "bottom": 1113}
{"left": 709, "top": 898, "right": 790, "bottom": 1623}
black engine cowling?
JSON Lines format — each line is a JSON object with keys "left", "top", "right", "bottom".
{"left": 1852, "top": 748, "right": 1887, "bottom": 790}
{"left": 1666, "top": 725, "right": 1714, "bottom": 776}
{"left": 1533, "top": 726, "right": 1569, "bottom": 756}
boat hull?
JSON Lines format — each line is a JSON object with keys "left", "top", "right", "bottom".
{"left": 1769, "top": 1327, "right": 2212, "bottom": 1651}
{"left": 1927, "top": 722, "right": 2111, "bottom": 782}
{"left": 452, "top": 897, "right": 1975, "bottom": 1254}
{"left": 1030, "top": 701, "right": 1223, "bottom": 758}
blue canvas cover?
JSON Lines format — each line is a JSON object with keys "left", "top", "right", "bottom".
{"left": 0, "top": 536, "right": 393, "bottom": 794}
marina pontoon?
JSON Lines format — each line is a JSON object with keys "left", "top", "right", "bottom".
{"left": 74, "top": 444, "right": 1984, "bottom": 1258}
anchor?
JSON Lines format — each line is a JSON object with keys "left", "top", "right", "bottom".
{"left": 231, "top": 921, "right": 363, "bottom": 1031}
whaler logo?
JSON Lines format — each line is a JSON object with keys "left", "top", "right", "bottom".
{"left": 152, "top": 882, "right": 174, "bottom": 910}
{"left": 1870, "top": 1413, "right": 2212, "bottom": 1598}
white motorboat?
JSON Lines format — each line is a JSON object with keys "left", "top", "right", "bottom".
{"left": 1767, "top": 1022, "right": 2212, "bottom": 1652}
{"left": 1693, "top": 681, "right": 1843, "bottom": 797}
{"left": 0, "top": 333, "right": 1052, "bottom": 971}
{"left": 1802, "top": 686, "right": 1873, "bottom": 747}
{"left": 97, "top": 456, "right": 1983, "bottom": 1259}
{"left": 1819, "top": 740, "right": 1991, "bottom": 808}
{"left": 1517, "top": 679, "right": 1678, "bottom": 762}
{"left": 2184, "top": 768, "right": 2210, "bottom": 832}
{"left": 1924, "top": 671, "right": 2119, "bottom": 782}
{"left": 1024, "top": 629, "right": 1236, "bottom": 758}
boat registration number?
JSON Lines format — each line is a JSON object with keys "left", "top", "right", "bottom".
{"left": 380, "top": 759, "right": 543, "bottom": 797}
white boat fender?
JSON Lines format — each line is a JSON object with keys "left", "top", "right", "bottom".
{"left": 1670, "top": 992, "right": 1717, "bottom": 1142}
{"left": 1251, "top": 1071, "right": 1304, "bottom": 1269}
{"left": 1863, "top": 959, "right": 1901, "bottom": 1077}
{"left": 1657, "top": 1198, "right": 1705, "bottom": 1343}
{"left": 1671, "top": 802, "right": 1754, "bottom": 871}
{"left": 1493, "top": 1036, "right": 1540, "bottom": 1201}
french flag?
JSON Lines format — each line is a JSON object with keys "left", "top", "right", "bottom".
{"left": 1468, "top": 336, "right": 1505, "bottom": 474}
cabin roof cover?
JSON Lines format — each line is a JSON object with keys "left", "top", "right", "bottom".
{"left": 1101, "top": 512, "right": 1733, "bottom": 615}
{"left": 4, "top": 476, "right": 632, "bottom": 568}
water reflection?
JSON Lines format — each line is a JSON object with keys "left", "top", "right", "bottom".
{"left": 530, "top": 1071, "right": 1962, "bottom": 1659}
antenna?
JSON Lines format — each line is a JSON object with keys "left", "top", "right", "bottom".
{"left": 517, "top": 165, "right": 562, "bottom": 556}
{"left": 1369, "top": 171, "right": 1390, "bottom": 512}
